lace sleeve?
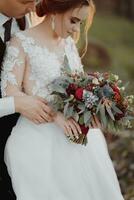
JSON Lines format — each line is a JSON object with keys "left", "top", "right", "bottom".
{"left": 65, "top": 37, "right": 84, "bottom": 73}
{"left": 1, "top": 36, "right": 26, "bottom": 97}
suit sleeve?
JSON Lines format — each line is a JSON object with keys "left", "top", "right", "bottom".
{"left": 0, "top": 96, "right": 15, "bottom": 117}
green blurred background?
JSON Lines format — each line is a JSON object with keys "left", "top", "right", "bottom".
{"left": 78, "top": 0, "right": 134, "bottom": 199}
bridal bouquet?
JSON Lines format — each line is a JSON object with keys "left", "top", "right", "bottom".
{"left": 49, "top": 56, "right": 134, "bottom": 145}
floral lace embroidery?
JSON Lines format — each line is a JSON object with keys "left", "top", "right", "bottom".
{"left": 1, "top": 32, "right": 83, "bottom": 99}
{"left": 15, "top": 32, "right": 64, "bottom": 99}
{"left": 64, "top": 37, "right": 83, "bottom": 73}
{"left": 1, "top": 45, "right": 24, "bottom": 97}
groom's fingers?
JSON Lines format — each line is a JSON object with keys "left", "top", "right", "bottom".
{"left": 40, "top": 111, "right": 53, "bottom": 122}
{"left": 42, "top": 104, "right": 55, "bottom": 117}
{"left": 35, "top": 96, "right": 55, "bottom": 116}
{"left": 35, "top": 96, "right": 56, "bottom": 118}
{"left": 35, "top": 96, "right": 48, "bottom": 104}
{"left": 37, "top": 116, "right": 47, "bottom": 123}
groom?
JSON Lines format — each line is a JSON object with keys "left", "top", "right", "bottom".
{"left": 0, "top": 0, "right": 53, "bottom": 200}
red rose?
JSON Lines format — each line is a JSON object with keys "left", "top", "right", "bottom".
{"left": 112, "top": 85, "right": 121, "bottom": 102}
{"left": 114, "top": 92, "right": 121, "bottom": 102}
{"left": 112, "top": 85, "right": 120, "bottom": 94}
{"left": 66, "top": 83, "right": 77, "bottom": 95}
{"left": 80, "top": 124, "right": 89, "bottom": 135}
{"left": 75, "top": 88, "right": 84, "bottom": 101}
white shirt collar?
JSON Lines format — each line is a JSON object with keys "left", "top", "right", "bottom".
{"left": 0, "top": 13, "right": 11, "bottom": 27}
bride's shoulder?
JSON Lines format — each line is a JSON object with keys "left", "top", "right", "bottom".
{"left": 14, "top": 30, "right": 34, "bottom": 44}
{"left": 11, "top": 24, "right": 38, "bottom": 44}
{"left": 7, "top": 28, "right": 37, "bottom": 55}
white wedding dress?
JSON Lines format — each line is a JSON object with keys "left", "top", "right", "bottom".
{"left": 1, "top": 31, "right": 124, "bottom": 200}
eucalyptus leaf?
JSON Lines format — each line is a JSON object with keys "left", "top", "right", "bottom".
{"left": 77, "top": 104, "right": 86, "bottom": 114}
{"left": 73, "top": 112, "right": 79, "bottom": 122}
{"left": 84, "top": 111, "right": 91, "bottom": 124}
{"left": 99, "top": 104, "right": 107, "bottom": 128}
{"left": 79, "top": 115, "right": 84, "bottom": 125}
{"left": 65, "top": 106, "right": 74, "bottom": 118}
{"left": 96, "top": 100, "right": 102, "bottom": 114}
{"left": 64, "top": 95, "right": 74, "bottom": 103}
{"left": 123, "top": 116, "right": 134, "bottom": 120}
{"left": 52, "top": 84, "right": 66, "bottom": 94}
{"left": 112, "top": 103, "right": 123, "bottom": 114}
{"left": 105, "top": 104, "right": 115, "bottom": 121}
{"left": 85, "top": 118, "right": 92, "bottom": 127}
{"left": 64, "top": 102, "right": 69, "bottom": 117}
{"left": 124, "top": 82, "right": 129, "bottom": 89}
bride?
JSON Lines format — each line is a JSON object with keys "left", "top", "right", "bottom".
{"left": 1, "top": 0, "right": 124, "bottom": 199}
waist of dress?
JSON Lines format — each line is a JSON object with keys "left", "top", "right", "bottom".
{"left": 17, "top": 115, "right": 102, "bottom": 136}
{"left": 17, "top": 115, "right": 55, "bottom": 130}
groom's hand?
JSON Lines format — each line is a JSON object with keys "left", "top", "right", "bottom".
{"left": 14, "top": 96, "right": 54, "bottom": 124}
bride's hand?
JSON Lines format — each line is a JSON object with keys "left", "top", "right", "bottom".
{"left": 54, "top": 112, "right": 82, "bottom": 140}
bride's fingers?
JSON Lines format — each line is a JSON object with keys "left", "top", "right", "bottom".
{"left": 64, "top": 126, "right": 70, "bottom": 137}
{"left": 65, "top": 124, "right": 75, "bottom": 140}
{"left": 70, "top": 118, "right": 82, "bottom": 135}
{"left": 40, "top": 111, "right": 53, "bottom": 122}
{"left": 67, "top": 121, "right": 79, "bottom": 139}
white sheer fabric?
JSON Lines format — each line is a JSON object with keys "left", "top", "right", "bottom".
{"left": 1, "top": 32, "right": 83, "bottom": 99}
{"left": 1, "top": 32, "right": 124, "bottom": 200}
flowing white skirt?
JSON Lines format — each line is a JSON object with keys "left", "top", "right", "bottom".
{"left": 5, "top": 116, "right": 124, "bottom": 200}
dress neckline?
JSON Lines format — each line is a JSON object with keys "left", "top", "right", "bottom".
{"left": 15, "top": 31, "right": 71, "bottom": 59}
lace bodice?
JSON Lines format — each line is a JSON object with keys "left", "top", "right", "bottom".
{"left": 1, "top": 32, "right": 83, "bottom": 100}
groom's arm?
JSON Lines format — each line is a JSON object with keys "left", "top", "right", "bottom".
{"left": 1, "top": 36, "right": 54, "bottom": 124}
{"left": 0, "top": 96, "right": 53, "bottom": 125}
{"left": 0, "top": 96, "right": 15, "bottom": 117}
